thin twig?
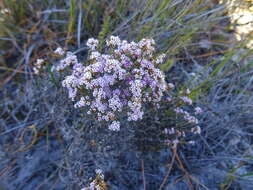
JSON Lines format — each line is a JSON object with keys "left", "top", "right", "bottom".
{"left": 0, "top": 160, "right": 16, "bottom": 177}
{"left": 175, "top": 150, "right": 195, "bottom": 190}
{"left": 175, "top": 50, "right": 229, "bottom": 61}
{"left": 141, "top": 159, "right": 146, "bottom": 190}
{"left": 0, "top": 66, "right": 37, "bottom": 75}
{"left": 159, "top": 146, "right": 177, "bottom": 190}
{"left": 14, "top": 125, "right": 38, "bottom": 153}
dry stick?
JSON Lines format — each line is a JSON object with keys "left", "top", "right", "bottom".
{"left": 141, "top": 159, "right": 146, "bottom": 190}
{"left": 175, "top": 50, "right": 229, "bottom": 61}
{"left": 189, "top": 175, "right": 209, "bottom": 190}
{"left": 0, "top": 66, "right": 37, "bottom": 75}
{"left": 0, "top": 63, "right": 25, "bottom": 87}
{"left": 158, "top": 146, "right": 177, "bottom": 190}
{"left": 14, "top": 125, "right": 38, "bottom": 153}
{"left": 0, "top": 160, "right": 16, "bottom": 177}
{"left": 174, "top": 150, "right": 195, "bottom": 190}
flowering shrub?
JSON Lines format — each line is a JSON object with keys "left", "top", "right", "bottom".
{"left": 33, "top": 36, "right": 202, "bottom": 146}
{"left": 54, "top": 36, "right": 169, "bottom": 131}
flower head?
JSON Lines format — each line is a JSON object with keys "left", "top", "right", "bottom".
{"left": 108, "top": 121, "right": 120, "bottom": 131}
{"left": 54, "top": 47, "right": 65, "bottom": 56}
{"left": 87, "top": 38, "right": 99, "bottom": 50}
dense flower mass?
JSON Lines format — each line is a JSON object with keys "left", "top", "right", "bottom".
{"left": 56, "top": 36, "right": 168, "bottom": 131}
{"left": 33, "top": 36, "right": 202, "bottom": 147}
{"left": 40, "top": 36, "right": 202, "bottom": 140}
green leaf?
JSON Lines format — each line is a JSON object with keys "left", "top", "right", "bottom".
{"left": 239, "top": 173, "right": 253, "bottom": 177}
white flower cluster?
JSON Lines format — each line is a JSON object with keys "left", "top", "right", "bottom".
{"left": 58, "top": 36, "right": 168, "bottom": 131}
{"left": 56, "top": 51, "right": 78, "bottom": 71}
{"left": 87, "top": 38, "right": 99, "bottom": 50}
{"left": 180, "top": 96, "right": 193, "bottom": 105}
{"left": 108, "top": 121, "right": 120, "bottom": 131}
{"left": 33, "top": 58, "right": 44, "bottom": 74}
{"left": 54, "top": 47, "right": 65, "bottom": 56}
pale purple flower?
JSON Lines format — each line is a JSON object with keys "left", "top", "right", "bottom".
{"left": 123, "top": 61, "right": 133, "bottom": 68}
{"left": 155, "top": 53, "right": 166, "bottom": 64}
{"left": 108, "top": 121, "right": 120, "bottom": 131}
{"left": 191, "top": 126, "right": 201, "bottom": 134}
{"left": 106, "top": 36, "right": 121, "bottom": 46}
{"left": 180, "top": 96, "right": 193, "bottom": 105}
{"left": 194, "top": 107, "right": 203, "bottom": 114}
{"left": 166, "top": 96, "right": 172, "bottom": 102}
{"left": 56, "top": 51, "right": 77, "bottom": 71}
{"left": 188, "top": 141, "right": 195, "bottom": 145}
{"left": 54, "top": 47, "right": 65, "bottom": 56}
{"left": 113, "top": 89, "right": 121, "bottom": 96}
{"left": 87, "top": 38, "right": 99, "bottom": 50}
{"left": 168, "top": 83, "right": 175, "bottom": 89}
{"left": 184, "top": 114, "right": 198, "bottom": 124}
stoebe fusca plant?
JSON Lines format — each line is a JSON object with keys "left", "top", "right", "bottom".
{"left": 34, "top": 36, "right": 201, "bottom": 146}
{"left": 56, "top": 36, "right": 168, "bottom": 131}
